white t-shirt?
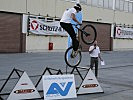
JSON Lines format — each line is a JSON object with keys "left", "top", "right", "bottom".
{"left": 89, "top": 46, "right": 100, "bottom": 57}
{"left": 60, "top": 8, "right": 77, "bottom": 23}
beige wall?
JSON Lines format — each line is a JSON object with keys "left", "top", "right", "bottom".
{"left": 113, "top": 39, "right": 133, "bottom": 51}
{"left": 26, "top": 35, "right": 67, "bottom": 52}
{"left": 114, "top": 11, "right": 133, "bottom": 25}
{"left": 82, "top": 5, "right": 114, "bottom": 23}
{"left": 0, "top": 0, "right": 26, "bottom": 13}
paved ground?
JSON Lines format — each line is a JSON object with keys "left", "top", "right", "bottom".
{"left": 0, "top": 50, "right": 133, "bottom": 100}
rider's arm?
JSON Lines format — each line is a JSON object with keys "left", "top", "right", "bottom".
{"left": 98, "top": 53, "right": 103, "bottom": 61}
{"left": 89, "top": 46, "right": 96, "bottom": 54}
{"left": 71, "top": 13, "right": 81, "bottom": 25}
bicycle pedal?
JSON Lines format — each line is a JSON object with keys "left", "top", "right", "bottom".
{"left": 78, "top": 48, "right": 81, "bottom": 52}
{"left": 71, "top": 50, "right": 78, "bottom": 58}
{"left": 85, "top": 33, "right": 90, "bottom": 37}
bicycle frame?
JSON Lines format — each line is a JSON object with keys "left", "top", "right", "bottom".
{"left": 65, "top": 24, "right": 97, "bottom": 67}
{"left": 73, "top": 24, "right": 90, "bottom": 37}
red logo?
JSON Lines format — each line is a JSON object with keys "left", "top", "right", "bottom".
{"left": 117, "top": 28, "right": 121, "bottom": 35}
{"left": 31, "top": 20, "right": 39, "bottom": 30}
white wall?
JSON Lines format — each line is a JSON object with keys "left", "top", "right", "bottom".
{"left": 0, "top": 0, "right": 26, "bottom": 13}
{"left": 114, "top": 11, "right": 133, "bottom": 25}
{"left": 113, "top": 39, "right": 133, "bottom": 51}
{"left": 26, "top": 35, "right": 68, "bottom": 52}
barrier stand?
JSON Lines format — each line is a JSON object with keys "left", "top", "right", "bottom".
{"left": 35, "top": 67, "right": 63, "bottom": 88}
{"left": 77, "top": 66, "right": 104, "bottom": 94}
{"left": 0, "top": 68, "right": 24, "bottom": 98}
{"left": 66, "top": 65, "right": 90, "bottom": 90}
{"left": 34, "top": 67, "right": 63, "bottom": 99}
{"left": 7, "top": 71, "right": 41, "bottom": 100}
{"left": 70, "top": 66, "right": 86, "bottom": 81}
{"left": 66, "top": 66, "right": 104, "bottom": 94}
{"left": 0, "top": 66, "right": 103, "bottom": 99}
{"left": 66, "top": 65, "right": 88, "bottom": 81}
{"left": 0, "top": 96, "right": 4, "bottom": 100}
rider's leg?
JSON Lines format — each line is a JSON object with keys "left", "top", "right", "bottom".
{"left": 72, "top": 38, "right": 79, "bottom": 51}
{"left": 60, "top": 22, "right": 79, "bottom": 51}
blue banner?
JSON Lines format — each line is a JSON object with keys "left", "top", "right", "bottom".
{"left": 68, "top": 11, "right": 82, "bottom": 48}
{"left": 67, "top": 11, "right": 82, "bottom": 59}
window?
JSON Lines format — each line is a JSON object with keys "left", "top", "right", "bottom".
{"left": 120, "top": 0, "right": 124, "bottom": 11}
{"left": 109, "top": 0, "right": 113, "bottom": 9}
{"left": 87, "top": 0, "right": 92, "bottom": 5}
{"left": 129, "top": 2, "right": 133, "bottom": 12}
{"left": 98, "top": 0, "right": 104, "bottom": 7}
{"left": 104, "top": 0, "right": 109, "bottom": 8}
{"left": 92, "top": 0, "right": 98, "bottom": 6}
{"left": 65, "top": 0, "right": 76, "bottom": 2}
{"left": 80, "top": 0, "right": 87, "bottom": 4}
{"left": 124, "top": 1, "right": 129, "bottom": 12}
{"left": 116, "top": 0, "right": 120, "bottom": 10}
{"left": 73, "top": 0, "right": 133, "bottom": 13}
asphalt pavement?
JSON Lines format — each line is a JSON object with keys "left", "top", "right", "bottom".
{"left": 0, "top": 50, "right": 133, "bottom": 100}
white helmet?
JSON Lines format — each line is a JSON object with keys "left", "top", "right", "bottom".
{"left": 74, "top": 3, "right": 82, "bottom": 11}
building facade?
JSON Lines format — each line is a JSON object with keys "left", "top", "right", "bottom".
{"left": 0, "top": 0, "right": 133, "bottom": 52}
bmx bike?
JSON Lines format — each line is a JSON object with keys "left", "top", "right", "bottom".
{"left": 64, "top": 24, "right": 97, "bottom": 67}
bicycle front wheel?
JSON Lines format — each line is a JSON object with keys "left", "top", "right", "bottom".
{"left": 81, "top": 24, "right": 97, "bottom": 45}
{"left": 64, "top": 46, "right": 81, "bottom": 67}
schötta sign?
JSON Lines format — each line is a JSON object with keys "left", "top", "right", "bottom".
{"left": 40, "top": 24, "right": 63, "bottom": 32}
{"left": 29, "top": 18, "right": 67, "bottom": 36}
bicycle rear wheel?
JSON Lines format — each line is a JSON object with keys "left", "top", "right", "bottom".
{"left": 64, "top": 46, "right": 81, "bottom": 67}
{"left": 81, "top": 24, "right": 97, "bottom": 45}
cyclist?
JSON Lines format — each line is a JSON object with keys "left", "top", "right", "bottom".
{"left": 60, "top": 3, "right": 82, "bottom": 53}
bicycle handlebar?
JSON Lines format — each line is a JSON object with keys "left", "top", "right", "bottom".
{"left": 72, "top": 24, "right": 82, "bottom": 30}
{"left": 72, "top": 24, "right": 82, "bottom": 26}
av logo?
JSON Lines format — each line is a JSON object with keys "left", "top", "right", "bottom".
{"left": 43, "top": 75, "right": 77, "bottom": 99}
{"left": 46, "top": 82, "right": 73, "bottom": 97}
{"left": 31, "top": 20, "right": 39, "bottom": 30}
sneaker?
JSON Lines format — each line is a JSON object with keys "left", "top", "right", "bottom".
{"left": 71, "top": 50, "right": 75, "bottom": 58}
{"left": 74, "top": 50, "right": 78, "bottom": 57}
{"left": 71, "top": 50, "right": 78, "bottom": 58}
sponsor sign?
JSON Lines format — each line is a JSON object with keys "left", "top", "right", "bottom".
{"left": 43, "top": 74, "right": 77, "bottom": 100}
{"left": 77, "top": 68, "right": 103, "bottom": 94}
{"left": 115, "top": 27, "right": 133, "bottom": 39}
{"left": 29, "top": 18, "right": 67, "bottom": 36}
{"left": 7, "top": 72, "right": 41, "bottom": 100}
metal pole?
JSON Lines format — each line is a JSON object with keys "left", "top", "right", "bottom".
{"left": 0, "top": 69, "right": 15, "bottom": 93}
{"left": 77, "top": 0, "right": 80, "bottom": 3}
{"left": 113, "top": 0, "right": 116, "bottom": 10}
{"left": 66, "top": 65, "right": 68, "bottom": 74}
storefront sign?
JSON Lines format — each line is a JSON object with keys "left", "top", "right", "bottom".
{"left": 29, "top": 18, "right": 67, "bottom": 36}
{"left": 115, "top": 27, "right": 133, "bottom": 39}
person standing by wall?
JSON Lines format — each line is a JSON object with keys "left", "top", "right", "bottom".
{"left": 89, "top": 41, "right": 103, "bottom": 77}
